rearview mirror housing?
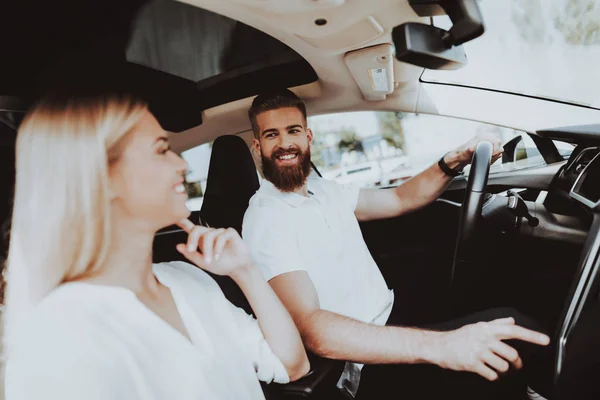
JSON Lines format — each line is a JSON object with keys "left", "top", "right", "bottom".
{"left": 392, "top": 0, "right": 484, "bottom": 70}
{"left": 392, "top": 23, "right": 467, "bottom": 70}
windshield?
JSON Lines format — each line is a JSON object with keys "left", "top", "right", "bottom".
{"left": 422, "top": 0, "right": 600, "bottom": 109}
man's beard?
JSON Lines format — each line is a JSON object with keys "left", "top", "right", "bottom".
{"left": 261, "top": 145, "right": 312, "bottom": 192}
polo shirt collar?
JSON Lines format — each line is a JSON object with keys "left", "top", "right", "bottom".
{"left": 259, "top": 178, "right": 317, "bottom": 208}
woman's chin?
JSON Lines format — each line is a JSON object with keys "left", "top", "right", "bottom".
{"left": 161, "top": 205, "right": 191, "bottom": 228}
{"left": 177, "top": 206, "right": 192, "bottom": 221}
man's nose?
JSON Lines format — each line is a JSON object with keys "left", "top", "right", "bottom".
{"left": 278, "top": 133, "right": 294, "bottom": 149}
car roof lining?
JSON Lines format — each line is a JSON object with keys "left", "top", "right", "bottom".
{"left": 1, "top": 0, "right": 427, "bottom": 141}
{"left": 6, "top": 1, "right": 599, "bottom": 151}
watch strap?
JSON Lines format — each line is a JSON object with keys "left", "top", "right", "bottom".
{"left": 438, "top": 155, "right": 462, "bottom": 177}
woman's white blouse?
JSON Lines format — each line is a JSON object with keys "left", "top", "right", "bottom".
{"left": 6, "top": 262, "right": 289, "bottom": 399}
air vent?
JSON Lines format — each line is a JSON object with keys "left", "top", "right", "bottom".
{"left": 572, "top": 148, "right": 600, "bottom": 175}
{"left": 575, "top": 160, "right": 589, "bottom": 174}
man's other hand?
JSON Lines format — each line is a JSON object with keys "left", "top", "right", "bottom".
{"left": 431, "top": 317, "right": 550, "bottom": 381}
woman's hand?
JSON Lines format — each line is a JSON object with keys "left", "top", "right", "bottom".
{"left": 175, "top": 219, "right": 253, "bottom": 278}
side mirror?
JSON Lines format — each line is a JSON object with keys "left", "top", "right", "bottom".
{"left": 502, "top": 135, "right": 523, "bottom": 164}
{"left": 392, "top": 0, "right": 484, "bottom": 70}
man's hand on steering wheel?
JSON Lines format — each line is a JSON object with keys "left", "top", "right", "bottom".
{"left": 443, "top": 132, "right": 504, "bottom": 171}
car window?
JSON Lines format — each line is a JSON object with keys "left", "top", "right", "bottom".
{"left": 308, "top": 112, "right": 572, "bottom": 188}
{"left": 181, "top": 142, "right": 214, "bottom": 211}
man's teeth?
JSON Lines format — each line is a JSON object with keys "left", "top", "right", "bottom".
{"left": 174, "top": 184, "right": 186, "bottom": 193}
{"left": 278, "top": 154, "right": 297, "bottom": 160}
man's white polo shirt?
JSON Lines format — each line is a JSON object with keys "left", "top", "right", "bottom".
{"left": 242, "top": 175, "right": 394, "bottom": 327}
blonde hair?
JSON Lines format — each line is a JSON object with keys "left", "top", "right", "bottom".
{"left": 3, "top": 92, "right": 147, "bottom": 355}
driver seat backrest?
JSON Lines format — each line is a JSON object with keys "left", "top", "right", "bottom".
{"left": 198, "top": 135, "right": 260, "bottom": 315}
{"left": 153, "top": 135, "right": 259, "bottom": 315}
{"left": 199, "top": 135, "right": 260, "bottom": 234}
{"left": 0, "top": 121, "right": 17, "bottom": 304}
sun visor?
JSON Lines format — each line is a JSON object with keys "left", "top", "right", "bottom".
{"left": 344, "top": 44, "right": 395, "bottom": 101}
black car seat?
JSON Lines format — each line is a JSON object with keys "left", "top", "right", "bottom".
{"left": 152, "top": 135, "right": 259, "bottom": 315}
{"left": 198, "top": 135, "right": 260, "bottom": 233}
{"left": 197, "top": 135, "right": 260, "bottom": 315}
{"left": 200, "top": 135, "right": 260, "bottom": 314}
{"left": 0, "top": 116, "right": 18, "bottom": 303}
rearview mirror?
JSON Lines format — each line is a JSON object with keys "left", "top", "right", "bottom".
{"left": 392, "top": 23, "right": 467, "bottom": 70}
{"left": 392, "top": 0, "right": 484, "bottom": 70}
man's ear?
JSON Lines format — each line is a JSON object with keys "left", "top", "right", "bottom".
{"left": 307, "top": 128, "right": 313, "bottom": 143}
{"left": 252, "top": 138, "right": 261, "bottom": 155}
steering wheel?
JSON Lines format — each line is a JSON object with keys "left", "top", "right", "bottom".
{"left": 450, "top": 141, "right": 493, "bottom": 286}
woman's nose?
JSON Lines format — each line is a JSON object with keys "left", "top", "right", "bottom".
{"left": 174, "top": 153, "right": 189, "bottom": 175}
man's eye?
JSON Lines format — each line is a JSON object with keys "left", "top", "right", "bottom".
{"left": 289, "top": 129, "right": 301, "bottom": 134}
{"left": 266, "top": 133, "right": 276, "bottom": 138}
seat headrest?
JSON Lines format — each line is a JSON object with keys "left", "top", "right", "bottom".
{"left": 203, "top": 135, "right": 259, "bottom": 200}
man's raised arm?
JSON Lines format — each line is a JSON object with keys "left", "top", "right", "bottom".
{"left": 354, "top": 133, "right": 503, "bottom": 221}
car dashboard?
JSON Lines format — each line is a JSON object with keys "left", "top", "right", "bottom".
{"left": 463, "top": 125, "right": 600, "bottom": 388}
{"left": 546, "top": 144, "right": 600, "bottom": 385}
{"left": 568, "top": 148, "right": 600, "bottom": 209}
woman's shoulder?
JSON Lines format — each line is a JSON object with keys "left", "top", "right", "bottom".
{"left": 15, "top": 283, "right": 117, "bottom": 338}
{"left": 5, "top": 287, "right": 127, "bottom": 398}
{"left": 7, "top": 285, "right": 114, "bottom": 367}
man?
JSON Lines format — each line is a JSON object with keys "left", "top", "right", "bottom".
{"left": 242, "top": 90, "right": 549, "bottom": 399}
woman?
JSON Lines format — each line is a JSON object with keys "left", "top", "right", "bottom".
{"left": 3, "top": 92, "right": 309, "bottom": 399}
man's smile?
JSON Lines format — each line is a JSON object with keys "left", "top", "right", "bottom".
{"left": 274, "top": 151, "right": 299, "bottom": 166}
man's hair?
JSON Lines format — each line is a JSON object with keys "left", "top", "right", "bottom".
{"left": 248, "top": 89, "right": 307, "bottom": 138}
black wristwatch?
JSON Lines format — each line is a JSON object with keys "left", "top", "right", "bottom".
{"left": 438, "top": 154, "right": 463, "bottom": 177}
